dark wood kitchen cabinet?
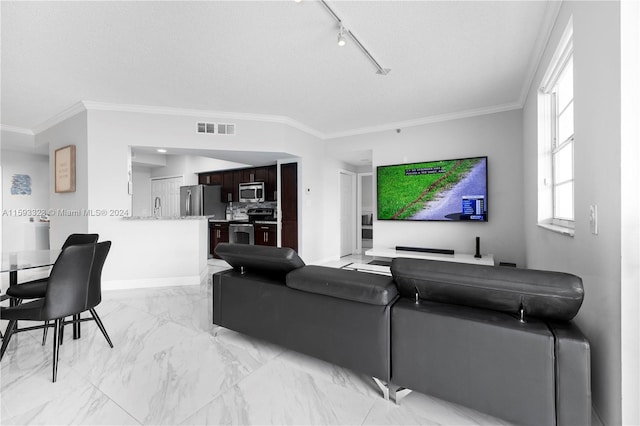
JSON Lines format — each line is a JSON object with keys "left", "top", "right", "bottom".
{"left": 222, "top": 171, "right": 237, "bottom": 202}
{"left": 254, "top": 224, "right": 277, "bottom": 246}
{"left": 209, "top": 222, "right": 229, "bottom": 258}
{"left": 265, "top": 165, "right": 277, "bottom": 201}
{"left": 280, "top": 162, "right": 298, "bottom": 252}
{"left": 199, "top": 164, "right": 278, "bottom": 202}
{"left": 208, "top": 173, "right": 223, "bottom": 186}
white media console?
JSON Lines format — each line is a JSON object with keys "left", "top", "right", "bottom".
{"left": 365, "top": 247, "right": 495, "bottom": 266}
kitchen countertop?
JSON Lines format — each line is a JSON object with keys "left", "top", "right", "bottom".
{"left": 124, "top": 216, "right": 212, "bottom": 221}
{"left": 208, "top": 219, "right": 277, "bottom": 225}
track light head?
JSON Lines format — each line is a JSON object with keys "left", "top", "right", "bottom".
{"left": 337, "top": 25, "right": 346, "bottom": 47}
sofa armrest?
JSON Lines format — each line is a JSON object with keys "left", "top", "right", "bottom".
{"left": 548, "top": 321, "right": 592, "bottom": 426}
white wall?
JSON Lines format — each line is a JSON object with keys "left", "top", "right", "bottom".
{"left": 183, "top": 155, "right": 248, "bottom": 176}
{"left": 326, "top": 109, "right": 525, "bottom": 266}
{"left": 131, "top": 166, "right": 151, "bottom": 216}
{"left": 522, "top": 2, "right": 622, "bottom": 424}
{"left": 282, "top": 125, "right": 335, "bottom": 263}
{"left": 78, "top": 108, "right": 333, "bottom": 287}
{"left": 98, "top": 218, "right": 207, "bottom": 289}
{"left": 1, "top": 150, "right": 50, "bottom": 251}
{"left": 149, "top": 154, "right": 248, "bottom": 185}
{"left": 36, "top": 111, "right": 89, "bottom": 249}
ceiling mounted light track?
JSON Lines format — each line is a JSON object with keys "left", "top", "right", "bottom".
{"left": 318, "top": 0, "right": 390, "bottom": 75}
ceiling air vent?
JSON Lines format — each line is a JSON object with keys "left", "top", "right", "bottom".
{"left": 197, "top": 122, "right": 216, "bottom": 134}
{"left": 197, "top": 122, "right": 235, "bottom": 135}
{"left": 218, "top": 123, "right": 236, "bottom": 135}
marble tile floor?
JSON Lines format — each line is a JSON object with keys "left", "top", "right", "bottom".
{"left": 1, "top": 257, "right": 512, "bottom": 425}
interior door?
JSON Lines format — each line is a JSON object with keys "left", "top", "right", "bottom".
{"left": 340, "top": 171, "right": 356, "bottom": 257}
{"left": 151, "top": 176, "right": 183, "bottom": 217}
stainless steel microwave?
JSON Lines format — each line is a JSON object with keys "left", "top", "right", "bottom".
{"left": 239, "top": 182, "right": 265, "bottom": 203}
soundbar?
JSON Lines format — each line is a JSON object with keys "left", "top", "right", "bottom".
{"left": 395, "top": 246, "right": 455, "bottom": 255}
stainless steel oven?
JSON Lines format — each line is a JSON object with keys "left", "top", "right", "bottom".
{"left": 229, "top": 223, "right": 254, "bottom": 245}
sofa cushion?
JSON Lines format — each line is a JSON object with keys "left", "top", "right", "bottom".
{"left": 214, "top": 243, "right": 305, "bottom": 275}
{"left": 391, "top": 258, "right": 583, "bottom": 321}
{"left": 286, "top": 265, "right": 397, "bottom": 306}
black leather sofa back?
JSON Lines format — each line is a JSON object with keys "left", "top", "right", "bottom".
{"left": 287, "top": 265, "right": 397, "bottom": 305}
{"left": 391, "top": 257, "right": 584, "bottom": 321}
{"left": 213, "top": 245, "right": 395, "bottom": 381}
{"left": 215, "top": 243, "right": 304, "bottom": 279}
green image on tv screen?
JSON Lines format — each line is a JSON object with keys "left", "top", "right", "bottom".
{"left": 376, "top": 156, "right": 487, "bottom": 221}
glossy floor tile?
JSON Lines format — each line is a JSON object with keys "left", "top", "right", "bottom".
{"left": 1, "top": 258, "right": 512, "bottom": 425}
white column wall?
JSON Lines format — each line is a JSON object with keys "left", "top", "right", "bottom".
{"left": 522, "top": 2, "right": 622, "bottom": 424}
{"left": 37, "top": 111, "right": 89, "bottom": 249}
{"left": 620, "top": 0, "right": 640, "bottom": 424}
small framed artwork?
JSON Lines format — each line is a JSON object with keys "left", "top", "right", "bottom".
{"left": 55, "top": 144, "right": 76, "bottom": 193}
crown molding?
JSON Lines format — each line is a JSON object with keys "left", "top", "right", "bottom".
{"left": 323, "top": 102, "right": 523, "bottom": 140}
{"left": 0, "top": 124, "right": 34, "bottom": 136}
{"left": 8, "top": 98, "right": 525, "bottom": 142}
{"left": 31, "top": 102, "right": 87, "bottom": 135}
{"left": 517, "top": 0, "right": 562, "bottom": 106}
{"left": 81, "top": 101, "right": 326, "bottom": 139}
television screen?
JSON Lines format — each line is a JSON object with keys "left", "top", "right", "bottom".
{"left": 377, "top": 156, "right": 488, "bottom": 221}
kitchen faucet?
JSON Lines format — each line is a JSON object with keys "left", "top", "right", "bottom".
{"left": 153, "top": 196, "right": 162, "bottom": 217}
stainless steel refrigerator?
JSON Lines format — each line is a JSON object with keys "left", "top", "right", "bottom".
{"left": 180, "top": 185, "right": 226, "bottom": 218}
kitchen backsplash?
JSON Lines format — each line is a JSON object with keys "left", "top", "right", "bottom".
{"left": 228, "top": 201, "right": 277, "bottom": 220}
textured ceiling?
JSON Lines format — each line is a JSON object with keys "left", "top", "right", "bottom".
{"left": 1, "top": 1, "right": 556, "bottom": 138}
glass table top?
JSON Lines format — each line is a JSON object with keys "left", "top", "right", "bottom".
{"left": 0, "top": 250, "right": 62, "bottom": 273}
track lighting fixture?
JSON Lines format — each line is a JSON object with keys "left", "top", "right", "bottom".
{"left": 337, "top": 24, "right": 347, "bottom": 47}
{"left": 319, "top": 0, "right": 390, "bottom": 75}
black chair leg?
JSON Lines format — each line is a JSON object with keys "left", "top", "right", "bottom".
{"left": 0, "top": 320, "right": 17, "bottom": 360}
{"left": 52, "top": 318, "right": 62, "bottom": 382}
{"left": 42, "top": 320, "right": 50, "bottom": 346}
{"left": 90, "top": 308, "right": 113, "bottom": 348}
{"left": 59, "top": 318, "right": 65, "bottom": 345}
{"left": 72, "top": 314, "right": 81, "bottom": 339}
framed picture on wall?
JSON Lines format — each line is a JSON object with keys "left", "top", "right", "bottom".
{"left": 55, "top": 144, "right": 76, "bottom": 193}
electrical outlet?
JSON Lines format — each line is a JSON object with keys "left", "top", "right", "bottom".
{"left": 589, "top": 205, "right": 598, "bottom": 235}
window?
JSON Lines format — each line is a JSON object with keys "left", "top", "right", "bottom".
{"left": 551, "top": 56, "right": 574, "bottom": 223}
{"left": 538, "top": 20, "right": 574, "bottom": 234}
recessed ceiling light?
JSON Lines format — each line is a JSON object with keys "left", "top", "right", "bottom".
{"left": 157, "top": 149, "right": 167, "bottom": 153}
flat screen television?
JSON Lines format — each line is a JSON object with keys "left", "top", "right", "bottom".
{"left": 377, "top": 156, "right": 488, "bottom": 222}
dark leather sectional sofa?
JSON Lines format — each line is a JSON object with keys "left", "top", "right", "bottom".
{"left": 212, "top": 243, "right": 591, "bottom": 426}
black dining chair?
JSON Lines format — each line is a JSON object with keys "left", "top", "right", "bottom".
{"left": 71, "top": 240, "right": 113, "bottom": 348}
{"left": 0, "top": 241, "right": 113, "bottom": 382}
{"left": 6, "top": 233, "right": 99, "bottom": 344}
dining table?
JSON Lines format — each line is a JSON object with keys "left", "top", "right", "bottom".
{"left": 1, "top": 249, "right": 62, "bottom": 335}
{"left": 1, "top": 249, "right": 62, "bottom": 291}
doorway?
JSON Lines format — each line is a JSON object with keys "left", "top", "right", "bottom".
{"left": 339, "top": 171, "right": 357, "bottom": 257}
{"left": 358, "top": 173, "right": 373, "bottom": 252}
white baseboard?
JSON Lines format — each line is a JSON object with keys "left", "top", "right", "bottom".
{"left": 103, "top": 274, "right": 202, "bottom": 291}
